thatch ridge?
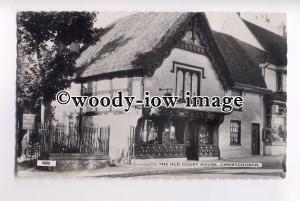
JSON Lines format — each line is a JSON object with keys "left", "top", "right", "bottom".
{"left": 76, "top": 12, "right": 194, "bottom": 79}
{"left": 76, "top": 12, "right": 271, "bottom": 89}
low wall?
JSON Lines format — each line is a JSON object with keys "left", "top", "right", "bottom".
{"left": 264, "top": 143, "right": 287, "bottom": 156}
{"left": 49, "top": 153, "right": 110, "bottom": 171}
{"left": 219, "top": 148, "right": 252, "bottom": 159}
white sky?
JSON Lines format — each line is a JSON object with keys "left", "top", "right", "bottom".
{"left": 95, "top": 11, "right": 135, "bottom": 28}
{"left": 95, "top": 12, "right": 286, "bottom": 36}
{"left": 95, "top": 12, "right": 227, "bottom": 30}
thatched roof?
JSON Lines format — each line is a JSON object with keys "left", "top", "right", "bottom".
{"left": 212, "top": 31, "right": 267, "bottom": 88}
{"left": 76, "top": 12, "right": 271, "bottom": 89}
{"left": 243, "top": 19, "right": 287, "bottom": 66}
{"left": 76, "top": 12, "right": 194, "bottom": 79}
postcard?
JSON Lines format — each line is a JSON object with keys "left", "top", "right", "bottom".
{"left": 16, "top": 11, "right": 287, "bottom": 178}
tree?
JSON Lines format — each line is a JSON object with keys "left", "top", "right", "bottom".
{"left": 17, "top": 11, "right": 100, "bottom": 123}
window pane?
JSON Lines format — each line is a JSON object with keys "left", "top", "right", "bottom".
{"left": 169, "top": 122, "right": 176, "bottom": 143}
{"left": 140, "top": 119, "right": 158, "bottom": 144}
{"left": 184, "top": 71, "right": 191, "bottom": 95}
{"left": 176, "top": 70, "right": 183, "bottom": 97}
{"left": 87, "top": 81, "right": 94, "bottom": 94}
{"left": 191, "top": 73, "right": 199, "bottom": 96}
{"left": 230, "top": 121, "right": 241, "bottom": 145}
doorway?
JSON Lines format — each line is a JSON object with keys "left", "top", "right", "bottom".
{"left": 251, "top": 123, "right": 260, "bottom": 155}
{"left": 186, "top": 122, "right": 199, "bottom": 160}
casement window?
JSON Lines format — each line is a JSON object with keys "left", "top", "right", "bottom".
{"left": 164, "top": 119, "right": 185, "bottom": 144}
{"left": 230, "top": 120, "right": 241, "bottom": 145}
{"left": 87, "top": 81, "right": 93, "bottom": 94}
{"left": 166, "top": 120, "right": 179, "bottom": 144}
{"left": 197, "top": 125, "right": 211, "bottom": 144}
{"left": 81, "top": 81, "right": 94, "bottom": 96}
{"left": 169, "top": 124, "right": 176, "bottom": 143}
{"left": 272, "top": 104, "right": 286, "bottom": 115}
{"left": 139, "top": 119, "right": 159, "bottom": 144}
{"left": 176, "top": 67, "right": 200, "bottom": 99}
{"left": 137, "top": 118, "right": 185, "bottom": 145}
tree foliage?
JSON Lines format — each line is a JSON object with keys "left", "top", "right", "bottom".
{"left": 17, "top": 11, "right": 99, "bottom": 111}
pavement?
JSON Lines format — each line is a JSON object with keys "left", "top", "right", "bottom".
{"left": 16, "top": 155, "right": 285, "bottom": 178}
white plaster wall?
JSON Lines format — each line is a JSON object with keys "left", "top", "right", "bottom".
{"left": 264, "top": 144, "right": 287, "bottom": 155}
{"left": 264, "top": 67, "right": 277, "bottom": 92}
{"left": 282, "top": 72, "right": 287, "bottom": 92}
{"left": 81, "top": 76, "right": 143, "bottom": 159}
{"left": 89, "top": 109, "right": 142, "bottom": 159}
{"left": 144, "top": 48, "right": 225, "bottom": 102}
{"left": 219, "top": 91, "right": 264, "bottom": 158}
{"left": 264, "top": 64, "right": 287, "bottom": 93}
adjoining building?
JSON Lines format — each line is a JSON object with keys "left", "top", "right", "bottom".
{"left": 53, "top": 12, "right": 286, "bottom": 162}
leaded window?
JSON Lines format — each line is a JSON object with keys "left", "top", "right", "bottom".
{"left": 176, "top": 67, "right": 200, "bottom": 98}
{"left": 176, "top": 70, "right": 184, "bottom": 98}
{"left": 191, "top": 73, "right": 199, "bottom": 96}
{"left": 184, "top": 71, "right": 191, "bottom": 94}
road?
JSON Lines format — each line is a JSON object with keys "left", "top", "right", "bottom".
{"left": 133, "top": 169, "right": 285, "bottom": 179}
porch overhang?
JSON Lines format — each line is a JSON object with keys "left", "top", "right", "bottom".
{"left": 144, "top": 107, "right": 225, "bottom": 123}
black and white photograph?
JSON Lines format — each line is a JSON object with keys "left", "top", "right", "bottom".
{"left": 3, "top": 0, "right": 300, "bottom": 200}
{"left": 15, "top": 11, "right": 287, "bottom": 179}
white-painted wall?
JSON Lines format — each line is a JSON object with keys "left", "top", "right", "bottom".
{"left": 144, "top": 48, "right": 225, "bottom": 104}
{"left": 219, "top": 91, "right": 265, "bottom": 158}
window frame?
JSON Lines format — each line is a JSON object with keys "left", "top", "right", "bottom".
{"left": 175, "top": 67, "right": 201, "bottom": 100}
{"left": 139, "top": 119, "right": 159, "bottom": 144}
{"left": 230, "top": 120, "right": 241, "bottom": 146}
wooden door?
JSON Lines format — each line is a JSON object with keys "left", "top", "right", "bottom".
{"left": 186, "top": 122, "right": 199, "bottom": 160}
{"left": 251, "top": 123, "right": 260, "bottom": 155}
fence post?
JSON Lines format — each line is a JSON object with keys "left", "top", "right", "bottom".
{"left": 106, "top": 126, "right": 110, "bottom": 155}
{"left": 133, "top": 126, "right": 135, "bottom": 161}
{"left": 128, "top": 126, "right": 135, "bottom": 164}
{"left": 49, "top": 123, "right": 53, "bottom": 154}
